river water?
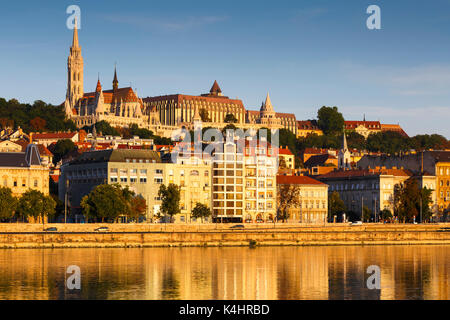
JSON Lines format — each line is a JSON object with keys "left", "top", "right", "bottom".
{"left": 0, "top": 245, "right": 448, "bottom": 300}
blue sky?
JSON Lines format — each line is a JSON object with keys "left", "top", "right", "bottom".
{"left": 0, "top": 0, "right": 449, "bottom": 138}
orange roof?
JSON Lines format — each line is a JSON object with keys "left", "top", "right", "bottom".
{"left": 278, "top": 147, "right": 293, "bottom": 155}
{"left": 345, "top": 120, "right": 381, "bottom": 129}
{"left": 37, "top": 144, "right": 53, "bottom": 157}
{"left": 32, "top": 132, "right": 77, "bottom": 140}
{"left": 277, "top": 175, "right": 327, "bottom": 185}
{"left": 81, "top": 87, "right": 142, "bottom": 106}
{"left": 297, "top": 120, "right": 320, "bottom": 130}
{"left": 276, "top": 112, "right": 296, "bottom": 119}
{"left": 318, "top": 168, "right": 412, "bottom": 179}
{"left": 50, "top": 175, "right": 60, "bottom": 183}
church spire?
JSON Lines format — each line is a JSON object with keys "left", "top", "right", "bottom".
{"left": 113, "top": 64, "right": 118, "bottom": 91}
{"left": 342, "top": 129, "right": 348, "bottom": 151}
{"left": 72, "top": 18, "right": 79, "bottom": 48}
{"left": 96, "top": 76, "right": 102, "bottom": 92}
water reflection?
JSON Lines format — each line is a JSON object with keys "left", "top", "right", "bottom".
{"left": 0, "top": 246, "right": 448, "bottom": 300}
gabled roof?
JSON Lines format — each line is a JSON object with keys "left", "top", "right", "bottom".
{"left": 0, "top": 144, "right": 42, "bottom": 167}
{"left": 277, "top": 175, "right": 327, "bottom": 186}
{"left": 297, "top": 120, "right": 320, "bottom": 130}
{"left": 304, "top": 153, "right": 337, "bottom": 168}
{"left": 32, "top": 132, "right": 78, "bottom": 140}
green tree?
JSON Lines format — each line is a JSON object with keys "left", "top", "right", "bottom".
{"left": 0, "top": 187, "right": 18, "bottom": 221}
{"left": 51, "top": 139, "right": 77, "bottom": 165}
{"left": 92, "top": 120, "right": 120, "bottom": 136}
{"left": 420, "top": 187, "right": 433, "bottom": 222}
{"left": 394, "top": 179, "right": 427, "bottom": 223}
{"left": 366, "top": 131, "right": 411, "bottom": 154}
{"left": 128, "top": 195, "right": 147, "bottom": 221}
{"left": 362, "top": 205, "right": 372, "bottom": 222}
{"left": 380, "top": 209, "right": 393, "bottom": 222}
{"left": 16, "top": 190, "right": 55, "bottom": 223}
{"left": 317, "top": 106, "right": 345, "bottom": 135}
{"left": 191, "top": 203, "right": 211, "bottom": 223}
{"left": 199, "top": 108, "right": 211, "bottom": 122}
{"left": 158, "top": 183, "right": 181, "bottom": 222}
{"left": 329, "top": 191, "right": 346, "bottom": 221}
{"left": 224, "top": 113, "right": 238, "bottom": 123}
{"left": 277, "top": 184, "right": 301, "bottom": 222}
{"left": 81, "top": 184, "right": 128, "bottom": 222}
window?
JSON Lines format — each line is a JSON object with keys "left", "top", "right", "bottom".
{"left": 34, "top": 180, "right": 38, "bottom": 187}
{"left": 190, "top": 170, "right": 199, "bottom": 176}
{"left": 140, "top": 169, "right": 147, "bottom": 175}
{"left": 140, "top": 177, "right": 147, "bottom": 183}
{"left": 22, "top": 179, "right": 26, "bottom": 187}
{"left": 154, "top": 178, "right": 163, "bottom": 184}
{"left": 120, "top": 177, "right": 127, "bottom": 183}
{"left": 130, "top": 177, "right": 137, "bottom": 183}
{"left": 155, "top": 169, "right": 163, "bottom": 174}
{"left": 110, "top": 177, "right": 118, "bottom": 183}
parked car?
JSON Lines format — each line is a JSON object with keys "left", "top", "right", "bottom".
{"left": 351, "top": 221, "right": 363, "bottom": 226}
{"left": 44, "top": 227, "right": 57, "bottom": 232}
{"left": 245, "top": 219, "right": 253, "bottom": 223}
{"left": 256, "top": 219, "right": 264, "bottom": 223}
{"left": 94, "top": 227, "right": 109, "bottom": 232}
{"left": 230, "top": 224, "right": 245, "bottom": 229}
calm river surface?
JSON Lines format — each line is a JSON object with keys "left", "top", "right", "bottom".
{"left": 0, "top": 245, "right": 448, "bottom": 300}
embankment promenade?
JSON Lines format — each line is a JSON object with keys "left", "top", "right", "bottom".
{"left": 0, "top": 223, "right": 449, "bottom": 248}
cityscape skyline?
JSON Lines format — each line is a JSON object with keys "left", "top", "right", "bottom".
{"left": 1, "top": 0, "right": 450, "bottom": 138}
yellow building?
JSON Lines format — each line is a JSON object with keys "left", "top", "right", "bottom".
{"left": 0, "top": 140, "right": 22, "bottom": 152}
{"left": 0, "top": 144, "right": 49, "bottom": 197}
{"left": 436, "top": 161, "right": 450, "bottom": 212}
{"left": 165, "top": 156, "right": 212, "bottom": 223}
{"left": 276, "top": 175, "right": 328, "bottom": 224}
{"left": 296, "top": 121, "right": 323, "bottom": 138}
{"left": 278, "top": 146, "right": 295, "bottom": 169}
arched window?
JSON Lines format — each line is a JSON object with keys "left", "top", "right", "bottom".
{"left": 190, "top": 170, "right": 199, "bottom": 176}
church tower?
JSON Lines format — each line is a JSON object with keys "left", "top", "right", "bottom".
{"left": 112, "top": 65, "right": 119, "bottom": 91}
{"left": 67, "top": 18, "right": 84, "bottom": 108}
{"left": 338, "top": 130, "right": 351, "bottom": 170}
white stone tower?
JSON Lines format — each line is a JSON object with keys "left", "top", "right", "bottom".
{"left": 338, "top": 130, "right": 351, "bottom": 170}
{"left": 67, "top": 18, "right": 84, "bottom": 110}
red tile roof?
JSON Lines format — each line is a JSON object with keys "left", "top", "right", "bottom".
{"left": 345, "top": 121, "right": 381, "bottom": 130}
{"left": 318, "top": 168, "right": 412, "bottom": 179}
{"left": 32, "top": 132, "right": 78, "bottom": 140}
{"left": 277, "top": 175, "right": 327, "bottom": 185}
{"left": 278, "top": 147, "right": 293, "bottom": 155}
{"left": 297, "top": 120, "right": 320, "bottom": 130}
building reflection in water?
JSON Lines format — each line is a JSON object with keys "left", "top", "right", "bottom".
{"left": 0, "top": 245, "right": 447, "bottom": 300}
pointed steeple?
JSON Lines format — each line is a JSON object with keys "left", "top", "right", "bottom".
{"left": 342, "top": 130, "right": 348, "bottom": 151}
{"left": 265, "top": 92, "right": 273, "bottom": 111}
{"left": 95, "top": 76, "right": 102, "bottom": 92}
{"left": 72, "top": 17, "right": 79, "bottom": 48}
{"left": 209, "top": 80, "right": 222, "bottom": 96}
{"left": 113, "top": 64, "right": 118, "bottom": 91}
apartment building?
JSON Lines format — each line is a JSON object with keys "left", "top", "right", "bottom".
{"left": 211, "top": 139, "right": 277, "bottom": 223}
{"left": 276, "top": 175, "right": 328, "bottom": 224}
{"left": 358, "top": 151, "right": 449, "bottom": 211}
{"left": 317, "top": 168, "right": 412, "bottom": 218}
{"left": 59, "top": 148, "right": 213, "bottom": 222}
{"left": 0, "top": 144, "right": 49, "bottom": 197}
